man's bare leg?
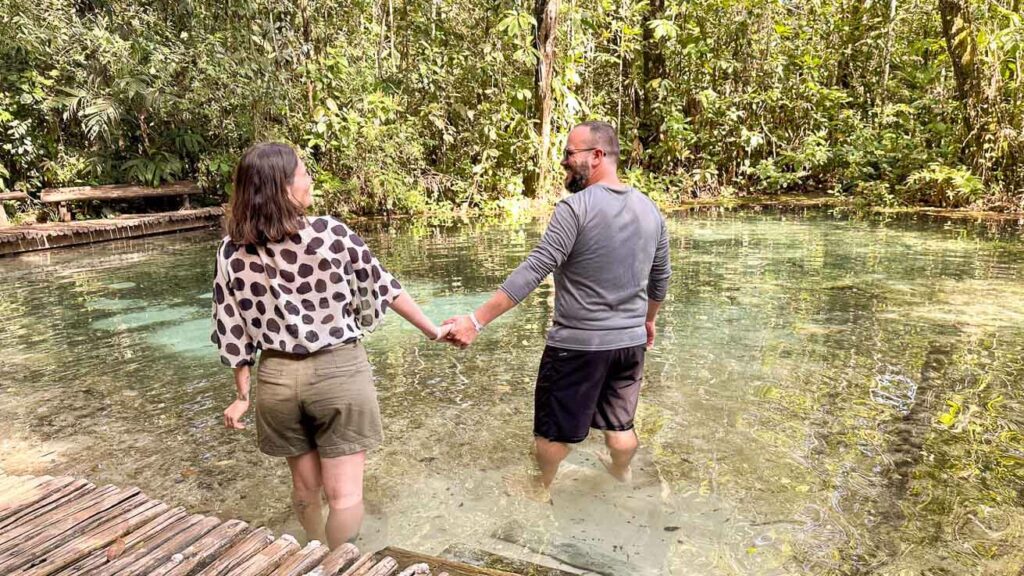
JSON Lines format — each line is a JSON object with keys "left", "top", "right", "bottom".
{"left": 598, "top": 429, "right": 637, "bottom": 483}
{"left": 534, "top": 436, "right": 572, "bottom": 487}
{"left": 321, "top": 450, "right": 366, "bottom": 549}
{"left": 286, "top": 450, "right": 326, "bottom": 543}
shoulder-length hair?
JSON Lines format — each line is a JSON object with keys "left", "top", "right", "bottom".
{"left": 226, "top": 142, "right": 305, "bottom": 245}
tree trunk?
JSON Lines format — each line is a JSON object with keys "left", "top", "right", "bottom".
{"left": 938, "top": 0, "right": 990, "bottom": 177}
{"left": 835, "top": 0, "right": 864, "bottom": 91}
{"left": 638, "top": 0, "right": 666, "bottom": 164}
{"left": 524, "top": 0, "right": 561, "bottom": 198}
{"left": 298, "top": 0, "right": 314, "bottom": 113}
{"left": 879, "top": 0, "right": 897, "bottom": 105}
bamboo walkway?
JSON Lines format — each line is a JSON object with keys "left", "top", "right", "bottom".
{"left": 0, "top": 474, "right": 522, "bottom": 576}
{"left": 0, "top": 208, "right": 222, "bottom": 257}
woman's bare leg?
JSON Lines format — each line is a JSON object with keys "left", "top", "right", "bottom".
{"left": 287, "top": 450, "right": 326, "bottom": 543}
{"left": 320, "top": 451, "right": 366, "bottom": 548}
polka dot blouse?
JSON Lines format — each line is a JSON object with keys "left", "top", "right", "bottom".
{"left": 211, "top": 216, "right": 403, "bottom": 367}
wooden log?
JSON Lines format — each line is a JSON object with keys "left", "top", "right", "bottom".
{"left": 311, "top": 544, "right": 363, "bottom": 576}
{"left": 336, "top": 553, "right": 373, "bottom": 576}
{"left": 148, "top": 519, "right": 249, "bottom": 576}
{"left": 193, "top": 527, "right": 275, "bottom": 576}
{"left": 0, "top": 475, "right": 44, "bottom": 495}
{"left": 6, "top": 495, "right": 160, "bottom": 573}
{"left": 0, "top": 490, "right": 147, "bottom": 573}
{"left": 0, "top": 475, "right": 44, "bottom": 498}
{"left": 92, "top": 514, "right": 218, "bottom": 576}
{"left": 361, "top": 557, "right": 398, "bottom": 576}
{"left": 395, "top": 564, "right": 431, "bottom": 576}
{"left": 0, "top": 473, "right": 72, "bottom": 518}
{"left": 40, "top": 182, "right": 201, "bottom": 203}
{"left": 229, "top": 535, "right": 301, "bottom": 576}
{"left": 384, "top": 547, "right": 526, "bottom": 576}
{"left": 266, "top": 540, "right": 329, "bottom": 576}
{"left": 52, "top": 507, "right": 189, "bottom": 576}
{"left": 0, "top": 192, "right": 28, "bottom": 226}
{"left": 0, "top": 485, "right": 120, "bottom": 553}
{"left": 0, "top": 479, "right": 94, "bottom": 530}
{"left": 11, "top": 500, "right": 169, "bottom": 576}
{"left": 437, "top": 544, "right": 576, "bottom": 576}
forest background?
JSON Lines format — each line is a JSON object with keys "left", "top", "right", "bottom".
{"left": 0, "top": 0, "right": 1022, "bottom": 218}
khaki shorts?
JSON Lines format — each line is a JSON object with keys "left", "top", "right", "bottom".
{"left": 255, "top": 341, "right": 382, "bottom": 459}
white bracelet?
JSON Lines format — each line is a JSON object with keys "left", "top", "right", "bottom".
{"left": 469, "top": 312, "right": 484, "bottom": 333}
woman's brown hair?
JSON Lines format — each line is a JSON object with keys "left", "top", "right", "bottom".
{"left": 226, "top": 142, "right": 305, "bottom": 245}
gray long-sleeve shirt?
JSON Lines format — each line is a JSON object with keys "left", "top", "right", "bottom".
{"left": 500, "top": 183, "right": 671, "bottom": 351}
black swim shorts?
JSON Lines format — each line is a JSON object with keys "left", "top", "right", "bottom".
{"left": 532, "top": 344, "right": 646, "bottom": 443}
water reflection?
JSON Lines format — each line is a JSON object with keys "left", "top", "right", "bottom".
{"left": 2, "top": 208, "right": 1024, "bottom": 574}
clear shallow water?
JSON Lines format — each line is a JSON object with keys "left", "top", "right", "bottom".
{"left": 3, "top": 208, "right": 1024, "bottom": 575}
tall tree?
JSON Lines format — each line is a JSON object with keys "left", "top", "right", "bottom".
{"left": 637, "top": 0, "right": 666, "bottom": 163}
{"left": 525, "top": 0, "right": 561, "bottom": 197}
{"left": 938, "top": 0, "right": 991, "bottom": 177}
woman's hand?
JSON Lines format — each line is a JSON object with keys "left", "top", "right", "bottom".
{"left": 223, "top": 399, "right": 250, "bottom": 429}
{"left": 433, "top": 323, "right": 453, "bottom": 342}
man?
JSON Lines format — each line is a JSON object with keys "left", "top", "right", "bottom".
{"left": 445, "top": 121, "right": 671, "bottom": 496}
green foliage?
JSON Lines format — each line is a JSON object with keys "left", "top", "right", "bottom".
{"left": 904, "top": 163, "right": 986, "bottom": 208}
{"left": 0, "top": 0, "right": 1020, "bottom": 214}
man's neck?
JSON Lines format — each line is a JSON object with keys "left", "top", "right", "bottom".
{"left": 587, "top": 167, "right": 623, "bottom": 189}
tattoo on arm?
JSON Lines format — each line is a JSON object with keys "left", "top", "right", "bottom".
{"left": 237, "top": 390, "right": 249, "bottom": 402}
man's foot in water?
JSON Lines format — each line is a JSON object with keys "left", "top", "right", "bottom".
{"left": 597, "top": 452, "right": 633, "bottom": 484}
{"left": 503, "top": 472, "right": 552, "bottom": 504}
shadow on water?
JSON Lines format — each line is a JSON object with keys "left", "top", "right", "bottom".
{"left": 3, "top": 207, "right": 1024, "bottom": 574}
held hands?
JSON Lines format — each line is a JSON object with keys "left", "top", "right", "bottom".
{"left": 441, "top": 315, "right": 480, "bottom": 349}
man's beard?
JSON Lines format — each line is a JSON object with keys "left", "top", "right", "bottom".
{"left": 564, "top": 164, "right": 590, "bottom": 193}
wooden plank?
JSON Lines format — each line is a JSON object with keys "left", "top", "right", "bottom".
{"left": 40, "top": 182, "right": 201, "bottom": 203}
{"left": 0, "top": 207, "right": 223, "bottom": 257}
{"left": 149, "top": 519, "right": 250, "bottom": 576}
{"left": 52, "top": 507, "right": 189, "bottom": 576}
{"left": 193, "top": 527, "right": 275, "bottom": 576}
{"left": 394, "top": 564, "right": 431, "bottom": 576}
{"left": 0, "top": 492, "right": 148, "bottom": 573}
{"left": 0, "top": 485, "right": 119, "bottom": 553}
{"left": 0, "top": 475, "right": 30, "bottom": 496}
{"left": 311, "top": 543, "right": 362, "bottom": 576}
{"left": 0, "top": 490, "right": 147, "bottom": 573}
{"left": 336, "top": 552, "right": 373, "bottom": 576}
{"left": 0, "top": 192, "right": 29, "bottom": 201}
{"left": 230, "top": 535, "right": 301, "bottom": 576}
{"left": 382, "top": 547, "right": 523, "bottom": 576}
{"left": 361, "top": 557, "right": 398, "bottom": 576}
{"left": 438, "top": 545, "right": 574, "bottom": 576}
{"left": 266, "top": 541, "right": 330, "bottom": 576}
{"left": 90, "top": 513, "right": 214, "bottom": 576}
{"left": 0, "top": 476, "right": 59, "bottom": 510}
{"left": 0, "top": 479, "right": 94, "bottom": 530}
{"left": 116, "top": 515, "right": 221, "bottom": 576}
{"left": 10, "top": 500, "right": 169, "bottom": 576}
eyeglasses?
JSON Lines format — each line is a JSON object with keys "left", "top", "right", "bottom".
{"left": 562, "top": 147, "right": 600, "bottom": 160}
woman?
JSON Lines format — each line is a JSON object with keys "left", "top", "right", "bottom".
{"left": 211, "top": 142, "right": 448, "bottom": 548}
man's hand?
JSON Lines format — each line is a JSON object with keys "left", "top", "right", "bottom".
{"left": 645, "top": 320, "right": 656, "bottom": 349}
{"left": 223, "top": 399, "right": 249, "bottom": 429}
{"left": 443, "top": 315, "right": 480, "bottom": 349}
